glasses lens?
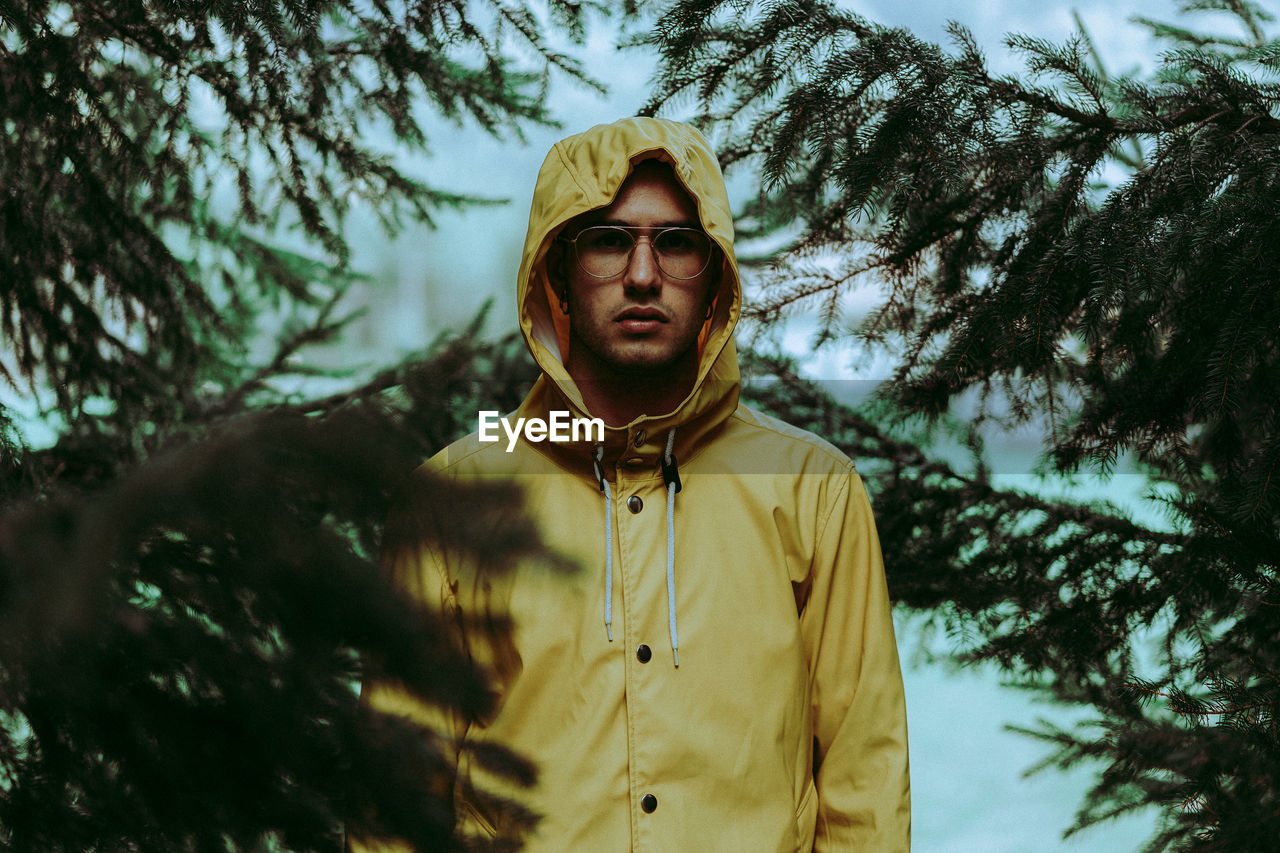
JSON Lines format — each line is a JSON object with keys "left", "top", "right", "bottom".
{"left": 652, "top": 229, "right": 711, "bottom": 278}
{"left": 574, "top": 226, "right": 712, "bottom": 279}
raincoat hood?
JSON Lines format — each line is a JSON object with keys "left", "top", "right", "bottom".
{"left": 515, "top": 117, "right": 742, "bottom": 458}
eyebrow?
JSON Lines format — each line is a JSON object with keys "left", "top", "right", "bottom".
{"left": 594, "top": 219, "right": 702, "bottom": 229}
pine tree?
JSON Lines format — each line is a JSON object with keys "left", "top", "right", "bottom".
{"left": 1, "top": 2, "right": 590, "bottom": 850}
{"left": 642, "top": 0, "right": 1280, "bottom": 848}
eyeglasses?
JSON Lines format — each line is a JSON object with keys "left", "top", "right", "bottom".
{"left": 560, "top": 225, "right": 714, "bottom": 280}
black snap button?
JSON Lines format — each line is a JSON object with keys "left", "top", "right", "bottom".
{"left": 627, "top": 495, "right": 643, "bottom": 514}
{"left": 636, "top": 644, "right": 652, "bottom": 663}
{"left": 633, "top": 430, "right": 646, "bottom": 448}
{"left": 641, "top": 793, "right": 658, "bottom": 813}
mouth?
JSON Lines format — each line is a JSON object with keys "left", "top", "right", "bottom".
{"left": 615, "top": 307, "right": 667, "bottom": 333}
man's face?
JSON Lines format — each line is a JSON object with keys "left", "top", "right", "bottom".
{"left": 560, "top": 162, "right": 716, "bottom": 379}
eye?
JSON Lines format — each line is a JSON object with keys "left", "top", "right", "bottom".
{"left": 654, "top": 229, "right": 706, "bottom": 255}
{"left": 580, "top": 227, "right": 632, "bottom": 252}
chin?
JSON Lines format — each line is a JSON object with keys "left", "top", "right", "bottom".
{"left": 570, "top": 332, "right": 697, "bottom": 380}
{"left": 600, "top": 346, "right": 686, "bottom": 374}
{"left": 607, "top": 358, "right": 681, "bottom": 376}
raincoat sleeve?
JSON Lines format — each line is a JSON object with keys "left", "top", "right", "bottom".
{"left": 346, "top": 503, "right": 468, "bottom": 853}
{"left": 802, "top": 466, "right": 911, "bottom": 851}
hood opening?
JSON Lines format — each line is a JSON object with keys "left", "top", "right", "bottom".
{"left": 517, "top": 117, "right": 742, "bottom": 426}
{"left": 531, "top": 152, "right": 733, "bottom": 371}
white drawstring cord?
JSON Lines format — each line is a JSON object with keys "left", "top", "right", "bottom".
{"left": 595, "top": 444, "right": 614, "bottom": 642}
{"left": 663, "top": 429, "right": 680, "bottom": 667}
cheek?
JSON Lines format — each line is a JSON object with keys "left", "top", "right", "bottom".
{"left": 688, "top": 274, "right": 719, "bottom": 315}
{"left": 566, "top": 277, "right": 608, "bottom": 323}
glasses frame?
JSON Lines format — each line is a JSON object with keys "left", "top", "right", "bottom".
{"left": 559, "top": 225, "right": 715, "bottom": 281}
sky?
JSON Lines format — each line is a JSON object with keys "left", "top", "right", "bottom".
{"left": 330, "top": 2, "right": 1205, "bottom": 850}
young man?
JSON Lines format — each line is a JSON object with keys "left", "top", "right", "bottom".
{"left": 374, "top": 117, "right": 909, "bottom": 851}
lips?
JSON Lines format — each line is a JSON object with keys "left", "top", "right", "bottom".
{"left": 615, "top": 306, "right": 668, "bottom": 333}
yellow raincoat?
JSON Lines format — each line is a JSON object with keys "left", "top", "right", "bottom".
{"left": 369, "top": 117, "right": 909, "bottom": 852}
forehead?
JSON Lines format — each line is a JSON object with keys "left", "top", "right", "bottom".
{"left": 584, "top": 160, "right": 701, "bottom": 227}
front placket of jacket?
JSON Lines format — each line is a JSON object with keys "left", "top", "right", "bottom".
{"left": 611, "top": 425, "right": 670, "bottom": 851}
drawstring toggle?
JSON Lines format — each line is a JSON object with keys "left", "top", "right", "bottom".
{"left": 592, "top": 452, "right": 607, "bottom": 492}
{"left": 660, "top": 451, "right": 681, "bottom": 493}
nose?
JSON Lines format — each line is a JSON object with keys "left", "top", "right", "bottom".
{"left": 623, "top": 235, "right": 661, "bottom": 290}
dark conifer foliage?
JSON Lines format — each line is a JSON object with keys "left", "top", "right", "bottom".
{"left": 1, "top": 0, "right": 595, "bottom": 470}
{"left": 647, "top": 1, "right": 1280, "bottom": 849}
{"left": 1, "top": 1, "right": 586, "bottom": 851}
{"left": 1, "top": 331, "right": 545, "bottom": 852}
